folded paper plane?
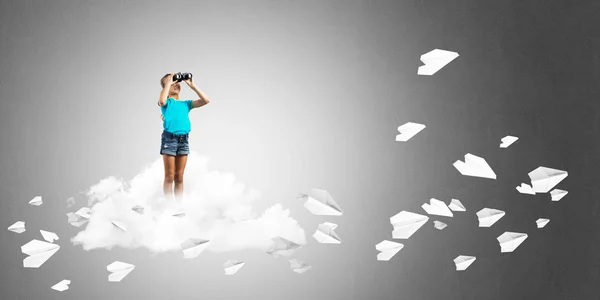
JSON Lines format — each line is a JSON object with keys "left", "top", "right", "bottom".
{"left": 417, "top": 49, "right": 459, "bottom": 75}
{"left": 497, "top": 232, "right": 527, "bottom": 253}
{"left": 390, "top": 211, "right": 429, "bottom": 239}
{"left": 266, "top": 236, "right": 302, "bottom": 257}
{"left": 396, "top": 122, "right": 426, "bottom": 142}
{"left": 313, "top": 222, "right": 341, "bottom": 244}
{"left": 107, "top": 261, "right": 135, "bottom": 282}
{"left": 433, "top": 221, "right": 447, "bottom": 230}
{"left": 111, "top": 221, "right": 127, "bottom": 232}
{"left": 289, "top": 259, "right": 311, "bottom": 274}
{"left": 550, "top": 189, "right": 568, "bottom": 201}
{"left": 454, "top": 255, "right": 476, "bottom": 271}
{"left": 453, "top": 153, "right": 496, "bottom": 179}
{"left": 528, "top": 167, "right": 568, "bottom": 193}
{"left": 40, "top": 230, "right": 59, "bottom": 243}
{"left": 131, "top": 205, "right": 144, "bottom": 214}
{"left": 448, "top": 199, "right": 466, "bottom": 211}
{"left": 500, "top": 136, "right": 519, "bottom": 148}
{"left": 8, "top": 221, "right": 25, "bottom": 234}
{"left": 422, "top": 198, "right": 453, "bottom": 217}
{"left": 21, "top": 239, "right": 60, "bottom": 268}
{"left": 536, "top": 218, "right": 550, "bottom": 228}
{"left": 476, "top": 208, "right": 505, "bottom": 227}
{"left": 223, "top": 260, "right": 245, "bottom": 275}
{"left": 376, "top": 240, "right": 404, "bottom": 261}
{"left": 181, "top": 238, "right": 210, "bottom": 259}
{"left": 29, "top": 196, "right": 43, "bottom": 206}
{"left": 516, "top": 183, "right": 535, "bottom": 195}
{"left": 299, "top": 189, "right": 343, "bottom": 216}
{"left": 51, "top": 279, "right": 71, "bottom": 292}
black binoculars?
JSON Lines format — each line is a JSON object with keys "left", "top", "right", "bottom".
{"left": 172, "top": 72, "right": 193, "bottom": 82}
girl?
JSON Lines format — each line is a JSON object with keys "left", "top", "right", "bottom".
{"left": 158, "top": 72, "right": 211, "bottom": 201}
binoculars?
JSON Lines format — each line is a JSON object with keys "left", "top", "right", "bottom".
{"left": 172, "top": 72, "right": 193, "bottom": 82}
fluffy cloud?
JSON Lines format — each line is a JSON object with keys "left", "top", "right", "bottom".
{"left": 70, "top": 151, "right": 306, "bottom": 254}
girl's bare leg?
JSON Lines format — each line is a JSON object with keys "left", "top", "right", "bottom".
{"left": 174, "top": 154, "right": 188, "bottom": 201}
{"left": 163, "top": 154, "right": 176, "bottom": 200}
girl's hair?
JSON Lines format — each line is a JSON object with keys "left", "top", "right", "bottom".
{"left": 160, "top": 73, "right": 171, "bottom": 88}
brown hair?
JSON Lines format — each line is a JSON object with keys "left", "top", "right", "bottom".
{"left": 160, "top": 73, "right": 171, "bottom": 89}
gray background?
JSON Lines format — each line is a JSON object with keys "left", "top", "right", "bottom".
{"left": 1, "top": 0, "right": 599, "bottom": 299}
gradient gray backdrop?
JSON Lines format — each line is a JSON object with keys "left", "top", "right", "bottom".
{"left": 1, "top": 0, "right": 599, "bottom": 299}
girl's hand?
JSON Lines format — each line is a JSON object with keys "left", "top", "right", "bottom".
{"left": 184, "top": 76, "right": 195, "bottom": 87}
{"left": 161, "top": 114, "right": 164, "bottom": 121}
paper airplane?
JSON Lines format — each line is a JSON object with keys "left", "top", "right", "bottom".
{"left": 536, "top": 218, "right": 550, "bottom": 228}
{"left": 131, "top": 205, "right": 144, "bottom": 214}
{"left": 528, "top": 167, "right": 568, "bottom": 193}
{"left": 390, "top": 211, "right": 429, "bottom": 239}
{"left": 500, "top": 136, "right": 519, "bottom": 148}
{"left": 75, "top": 207, "right": 91, "bottom": 219}
{"left": 396, "top": 122, "right": 426, "bottom": 142}
{"left": 107, "top": 261, "right": 135, "bottom": 282}
{"left": 66, "top": 212, "right": 88, "bottom": 227}
{"left": 422, "top": 198, "right": 453, "bottom": 217}
{"left": 453, "top": 153, "right": 497, "bottom": 179}
{"left": 454, "top": 255, "right": 476, "bottom": 271}
{"left": 223, "top": 260, "right": 245, "bottom": 275}
{"left": 550, "top": 189, "right": 568, "bottom": 201}
{"left": 8, "top": 221, "right": 25, "bottom": 234}
{"left": 40, "top": 230, "right": 59, "bottom": 243}
{"left": 29, "top": 196, "right": 43, "bottom": 206}
{"left": 476, "top": 208, "right": 505, "bottom": 227}
{"left": 51, "top": 280, "right": 70, "bottom": 292}
{"left": 172, "top": 211, "right": 186, "bottom": 218}
{"left": 448, "top": 199, "right": 466, "bottom": 211}
{"left": 266, "top": 236, "right": 302, "bottom": 257}
{"left": 111, "top": 221, "right": 127, "bottom": 232}
{"left": 417, "top": 49, "right": 459, "bottom": 75}
{"left": 433, "top": 221, "right": 447, "bottom": 230}
{"left": 516, "top": 183, "right": 535, "bottom": 195}
{"left": 497, "top": 232, "right": 528, "bottom": 253}
{"left": 289, "top": 259, "right": 311, "bottom": 274}
{"left": 181, "top": 238, "right": 210, "bottom": 259}
{"left": 299, "top": 189, "right": 343, "bottom": 216}
{"left": 376, "top": 240, "right": 404, "bottom": 261}
{"left": 313, "top": 222, "right": 341, "bottom": 244}
{"left": 21, "top": 239, "right": 60, "bottom": 268}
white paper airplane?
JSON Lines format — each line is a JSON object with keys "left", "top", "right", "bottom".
{"left": 433, "top": 221, "right": 447, "bottom": 230}
{"left": 313, "top": 222, "right": 341, "bottom": 244}
{"left": 528, "top": 167, "right": 568, "bottom": 193}
{"left": 500, "top": 136, "right": 519, "bottom": 148}
{"left": 111, "top": 221, "right": 127, "bottom": 232}
{"left": 266, "top": 236, "right": 302, "bottom": 257}
{"left": 396, "top": 122, "right": 426, "bottom": 142}
{"left": 417, "top": 49, "right": 459, "bottom": 75}
{"left": 550, "top": 189, "right": 568, "bottom": 201}
{"left": 223, "top": 260, "right": 245, "bottom": 275}
{"left": 299, "top": 189, "right": 343, "bottom": 216}
{"left": 21, "top": 239, "right": 60, "bottom": 268}
{"left": 454, "top": 255, "right": 476, "bottom": 271}
{"left": 107, "top": 261, "right": 135, "bottom": 282}
{"left": 40, "top": 230, "right": 59, "bottom": 243}
{"left": 29, "top": 196, "right": 43, "bottom": 206}
{"left": 66, "top": 212, "right": 88, "bottom": 227}
{"left": 422, "top": 198, "right": 453, "bottom": 217}
{"left": 376, "top": 240, "right": 404, "bottom": 261}
{"left": 8, "top": 221, "right": 25, "bottom": 234}
{"left": 51, "top": 279, "right": 71, "bottom": 292}
{"left": 131, "top": 205, "right": 144, "bottom": 214}
{"left": 476, "top": 208, "right": 505, "bottom": 227}
{"left": 536, "top": 218, "right": 550, "bottom": 228}
{"left": 75, "top": 207, "right": 91, "bottom": 219}
{"left": 289, "top": 259, "right": 311, "bottom": 274}
{"left": 172, "top": 211, "right": 186, "bottom": 218}
{"left": 497, "top": 232, "right": 528, "bottom": 253}
{"left": 448, "top": 199, "right": 466, "bottom": 211}
{"left": 181, "top": 238, "right": 210, "bottom": 259}
{"left": 390, "top": 211, "right": 429, "bottom": 239}
{"left": 516, "top": 183, "right": 535, "bottom": 195}
{"left": 453, "top": 153, "right": 497, "bottom": 179}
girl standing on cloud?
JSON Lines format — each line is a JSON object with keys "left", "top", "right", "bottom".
{"left": 158, "top": 72, "right": 211, "bottom": 201}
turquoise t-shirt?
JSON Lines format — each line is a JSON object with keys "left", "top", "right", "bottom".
{"left": 160, "top": 97, "right": 193, "bottom": 134}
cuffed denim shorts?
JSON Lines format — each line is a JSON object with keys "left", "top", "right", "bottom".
{"left": 160, "top": 130, "right": 189, "bottom": 156}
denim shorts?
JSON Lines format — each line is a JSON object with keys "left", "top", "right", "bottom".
{"left": 160, "top": 130, "right": 189, "bottom": 156}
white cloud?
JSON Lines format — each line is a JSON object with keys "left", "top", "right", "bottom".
{"left": 71, "top": 151, "right": 306, "bottom": 254}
